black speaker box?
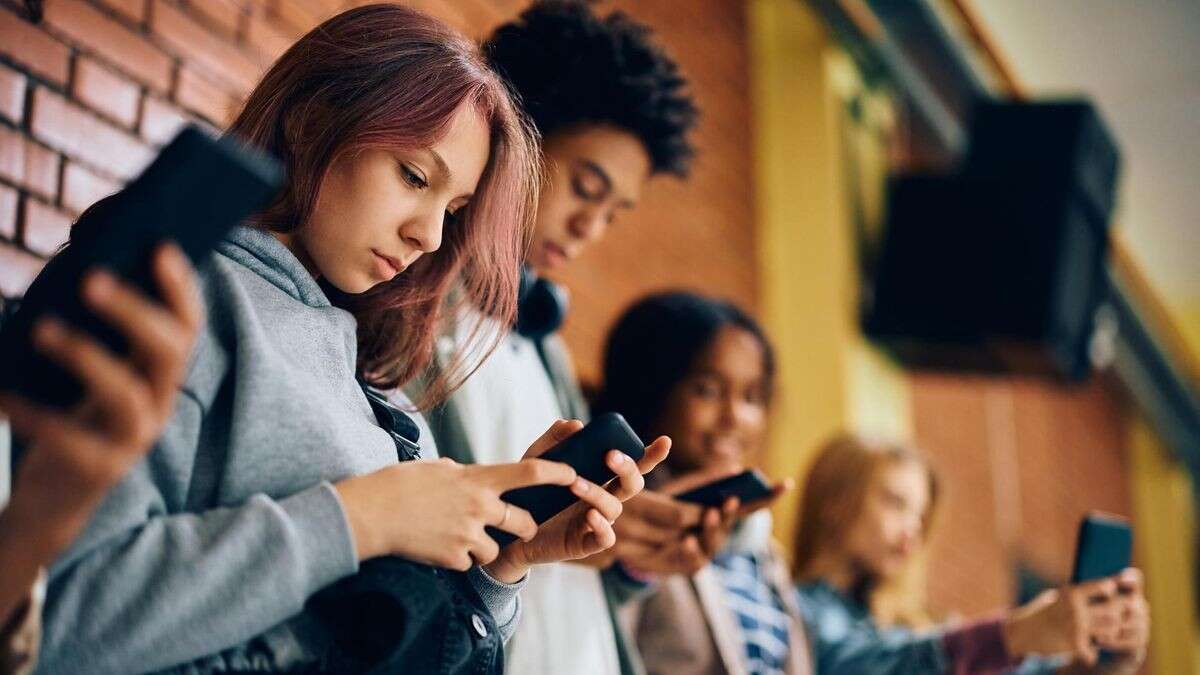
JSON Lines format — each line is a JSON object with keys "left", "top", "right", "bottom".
{"left": 863, "top": 100, "right": 1119, "bottom": 380}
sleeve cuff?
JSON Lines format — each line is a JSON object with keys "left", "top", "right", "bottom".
{"left": 941, "top": 616, "right": 1019, "bottom": 674}
{"left": 468, "top": 565, "right": 527, "bottom": 632}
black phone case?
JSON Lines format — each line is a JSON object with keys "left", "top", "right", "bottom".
{"left": 0, "top": 126, "right": 282, "bottom": 408}
{"left": 487, "top": 413, "right": 645, "bottom": 547}
{"left": 675, "top": 469, "right": 774, "bottom": 508}
{"left": 1071, "top": 512, "right": 1132, "bottom": 583}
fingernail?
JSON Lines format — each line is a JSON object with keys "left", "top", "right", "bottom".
{"left": 612, "top": 452, "right": 628, "bottom": 464}
{"left": 575, "top": 478, "right": 590, "bottom": 493}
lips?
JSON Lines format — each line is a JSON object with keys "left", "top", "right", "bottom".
{"left": 372, "top": 249, "right": 405, "bottom": 280}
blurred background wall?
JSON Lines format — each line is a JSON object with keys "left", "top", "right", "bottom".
{"left": 0, "top": 0, "right": 1195, "bottom": 671}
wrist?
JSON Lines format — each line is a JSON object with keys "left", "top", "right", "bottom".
{"left": 483, "top": 547, "right": 530, "bottom": 584}
{"left": 1000, "top": 612, "right": 1032, "bottom": 658}
{"left": 332, "top": 478, "right": 382, "bottom": 562}
{"left": 1, "top": 485, "right": 89, "bottom": 564}
{"left": 0, "top": 510, "right": 53, "bottom": 621}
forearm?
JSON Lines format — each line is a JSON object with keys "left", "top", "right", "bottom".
{"left": 0, "top": 567, "right": 44, "bottom": 675}
{"left": 0, "top": 517, "right": 46, "bottom": 627}
{"left": 40, "top": 483, "right": 359, "bottom": 674}
{"left": 814, "top": 630, "right": 947, "bottom": 674}
{"left": 0, "top": 475, "right": 104, "bottom": 623}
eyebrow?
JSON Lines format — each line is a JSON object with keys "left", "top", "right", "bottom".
{"left": 425, "top": 148, "right": 475, "bottom": 205}
{"left": 426, "top": 148, "right": 451, "bottom": 181}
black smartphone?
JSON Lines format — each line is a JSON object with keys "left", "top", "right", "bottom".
{"left": 0, "top": 126, "right": 282, "bottom": 409}
{"left": 1071, "top": 512, "right": 1132, "bottom": 583}
{"left": 675, "top": 469, "right": 774, "bottom": 508}
{"left": 487, "top": 413, "right": 645, "bottom": 547}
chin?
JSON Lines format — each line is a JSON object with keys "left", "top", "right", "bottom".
{"left": 325, "top": 271, "right": 375, "bottom": 295}
{"left": 877, "top": 559, "right": 909, "bottom": 580}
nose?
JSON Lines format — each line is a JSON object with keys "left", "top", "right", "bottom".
{"left": 566, "top": 205, "right": 609, "bottom": 243}
{"left": 720, "top": 395, "right": 738, "bottom": 425}
{"left": 399, "top": 206, "right": 445, "bottom": 260}
{"left": 721, "top": 394, "right": 756, "bottom": 429}
{"left": 900, "top": 513, "right": 923, "bottom": 544}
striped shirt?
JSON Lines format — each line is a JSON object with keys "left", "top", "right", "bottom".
{"left": 712, "top": 550, "right": 792, "bottom": 675}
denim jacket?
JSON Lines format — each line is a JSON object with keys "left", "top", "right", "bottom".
{"left": 796, "top": 581, "right": 1064, "bottom": 675}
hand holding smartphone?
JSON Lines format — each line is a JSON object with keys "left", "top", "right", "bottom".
{"left": 487, "top": 413, "right": 646, "bottom": 546}
{"left": 1072, "top": 512, "right": 1132, "bottom": 584}
{"left": 0, "top": 126, "right": 282, "bottom": 409}
{"left": 674, "top": 469, "right": 775, "bottom": 508}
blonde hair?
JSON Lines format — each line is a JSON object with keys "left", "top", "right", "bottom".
{"left": 793, "top": 432, "right": 940, "bottom": 628}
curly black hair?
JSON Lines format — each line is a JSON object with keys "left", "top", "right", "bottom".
{"left": 485, "top": 0, "right": 699, "bottom": 176}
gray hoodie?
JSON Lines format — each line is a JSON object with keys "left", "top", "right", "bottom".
{"left": 36, "top": 226, "right": 522, "bottom": 674}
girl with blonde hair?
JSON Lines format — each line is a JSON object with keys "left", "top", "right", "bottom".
{"left": 794, "top": 433, "right": 1149, "bottom": 674}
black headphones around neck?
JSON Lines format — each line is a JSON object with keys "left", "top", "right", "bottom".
{"left": 515, "top": 266, "right": 568, "bottom": 340}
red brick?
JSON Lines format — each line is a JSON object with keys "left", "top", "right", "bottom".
{"left": 0, "top": 183, "right": 17, "bottom": 240}
{"left": 0, "top": 242, "right": 46, "bottom": 296}
{"left": 98, "top": 0, "right": 148, "bottom": 24}
{"left": 62, "top": 161, "right": 121, "bottom": 216}
{"left": 140, "top": 96, "right": 191, "bottom": 145}
{"left": 43, "top": 0, "right": 174, "bottom": 93}
{"left": 30, "top": 88, "right": 153, "bottom": 181}
{"left": 0, "top": 63, "right": 25, "bottom": 123}
{"left": 244, "top": 11, "right": 297, "bottom": 65}
{"left": 22, "top": 198, "right": 72, "bottom": 257}
{"left": 0, "top": 127, "right": 19, "bottom": 185}
{"left": 188, "top": 0, "right": 244, "bottom": 38}
{"left": 175, "top": 66, "right": 236, "bottom": 126}
{"left": 72, "top": 56, "right": 142, "bottom": 129}
{"left": 151, "top": 0, "right": 261, "bottom": 94}
{"left": 0, "top": 8, "right": 72, "bottom": 86}
{"left": 0, "top": 128, "right": 61, "bottom": 201}
{"left": 22, "top": 141, "right": 61, "bottom": 202}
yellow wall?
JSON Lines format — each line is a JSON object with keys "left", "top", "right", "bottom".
{"left": 751, "top": 6, "right": 1200, "bottom": 673}
{"left": 748, "top": 0, "right": 910, "bottom": 555}
{"left": 1129, "top": 419, "right": 1200, "bottom": 673}
{"left": 1132, "top": 296, "right": 1200, "bottom": 673}
{"left": 1176, "top": 300, "right": 1200, "bottom": 357}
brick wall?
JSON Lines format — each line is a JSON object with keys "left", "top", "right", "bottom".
{"left": 0, "top": 0, "right": 292, "bottom": 296}
{"left": 913, "top": 372, "right": 1134, "bottom": 619}
{"left": 0, "top": 0, "right": 757, "bottom": 387}
{"left": 549, "top": 0, "right": 756, "bottom": 386}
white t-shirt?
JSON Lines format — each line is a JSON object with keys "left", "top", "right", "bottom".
{"left": 443, "top": 327, "right": 621, "bottom": 675}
